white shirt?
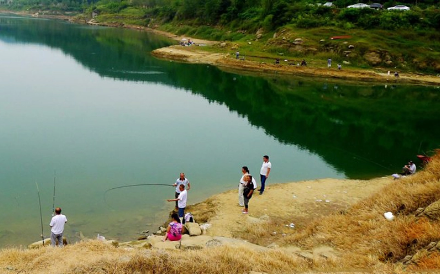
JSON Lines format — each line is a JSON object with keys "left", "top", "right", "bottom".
{"left": 175, "top": 178, "right": 189, "bottom": 193}
{"left": 409, "top": 163, "right": 416, "bottom": 174}
{"left": 50, "top": 214, "right": 67, "bottom": 234}
{"left": 177, "top": 189, "right": 187, "bottom": 208}
{"left": 260, "top": 161, "right": 272, "bottom": 176}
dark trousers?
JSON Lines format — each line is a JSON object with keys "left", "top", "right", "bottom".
{"left": 178, "top": 207, "right": 185, "bottom": 224}
{"left": 244, "top": 196, "right": 250, "bottom": 209}
{"left": 260, "top": 175, "right": 267, "bottom": 193}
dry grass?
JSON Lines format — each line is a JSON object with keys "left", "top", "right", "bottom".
{"left": 277, "top": 149, "right": 440, "bottom": 270}
{"left": 0, "top": 241, "right": 309, "bottom": 273}
{"left": 1, "top": 151, "right": 440, "bottom": 273}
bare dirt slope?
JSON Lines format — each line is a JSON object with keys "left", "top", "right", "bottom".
{"left": 194, "top": 177, "right": 394, "bottom": 239}
{"left": 152, "top": 45, "right": 440, "bottom": 85}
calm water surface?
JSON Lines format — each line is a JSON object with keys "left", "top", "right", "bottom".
{"left": 1, "top": 14, "right": 439, "bottom": 247}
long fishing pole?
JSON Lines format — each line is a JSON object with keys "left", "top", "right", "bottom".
{"left": 105, "top": 183, "right": 174, "bottom": 194}
{"left": 52, "top": 171, "right": 56, "bottom": 216}
{"left": 326, "top": 144, "right": 394, "bottom": 171}
{"left": 35, "top": 182, "right": 45, "bottom": 246}
{"left": 104, "top": 183, "right": 174, "bottom": 209}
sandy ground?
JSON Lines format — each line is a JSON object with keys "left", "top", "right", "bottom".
{"left": 198, "top": 177, "right": 394, "bottom": 238}
{"left": 152, "top": 44, "right": 440, "bottom": 85}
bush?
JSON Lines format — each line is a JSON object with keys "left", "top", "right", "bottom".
{"left": 295, "top": 16, "right": 325, "bottom": 28}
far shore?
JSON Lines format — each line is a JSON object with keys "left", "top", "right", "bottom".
{"left": 1, "top": 10, "right": 440, "bottom": 85}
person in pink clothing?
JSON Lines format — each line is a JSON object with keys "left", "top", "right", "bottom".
{"left": 163, "top": 213, "right": 182, "bottom": 241}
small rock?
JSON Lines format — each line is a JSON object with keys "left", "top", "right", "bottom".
{"left": 348, "top": 45, "right": 355, "bottom": 49}
{"left": 185, "top": 222, "right": 202, "bottom": 236}
{"left": 248, "top": 42, "right": 252, "bottom": 45}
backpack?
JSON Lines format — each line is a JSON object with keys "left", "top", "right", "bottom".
{"left": 185, "top": 212, "right": 194, "bottom": 223}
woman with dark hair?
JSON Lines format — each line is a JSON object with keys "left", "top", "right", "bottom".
{"left": 242, "top": 175, "right": 257, "bottom": 214}
{"left": 163, "top": 213, "right": 182, "bottom": 241}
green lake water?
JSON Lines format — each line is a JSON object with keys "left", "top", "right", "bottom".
{"left": 1, "top": 14, "right": 439, "bottom": 247}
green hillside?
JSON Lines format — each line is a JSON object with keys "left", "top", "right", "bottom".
{"left": 1, "top": 0, "right": 440, "bottom": 73}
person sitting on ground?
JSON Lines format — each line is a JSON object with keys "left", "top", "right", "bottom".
{"left": 301, "top": 59, "right": 307, "bottom": 66}
{"left": 400, "top": 161, "right": 416, "bottom": 175}
{"left": 163, "top": 212, "right": 182, "bottom": 242}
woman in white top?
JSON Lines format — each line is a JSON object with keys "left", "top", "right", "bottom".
{"left": 238, "top": 166, "right": 250, "bottom": 207}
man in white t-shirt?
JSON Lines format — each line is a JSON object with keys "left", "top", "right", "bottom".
{"left": 167, "top": 184, "right": 188, "bottom": 223}
{"left": 49, "top": 207, "right": 67, "bottom": 247}
{"left": 173, "top": 173, "right": 190, "bottom": 210}
{"left": 259, "top": 155, "right": 271, "bottom": 195}
{"left": 401, "top": 161, "right": 416, "bottom": 175}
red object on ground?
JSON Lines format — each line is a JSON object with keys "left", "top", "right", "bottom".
{"left": 417, "top": 155, "right": 431, "bottom": 164}
{"left": 330, "top": 36, "right": 352, "bottom": 40}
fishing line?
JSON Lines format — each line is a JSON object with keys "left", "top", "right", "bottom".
{"left": 35, "top": 182, "right": 45, "bottom": 246}
{"left": 104, "top": 183, "right": 174, "bottom": 210}
{"left": 52, "top": 170, "right": 56, "bottom": 217}
{"left": 325, "top": 145, "right": 394, "bottom": 172}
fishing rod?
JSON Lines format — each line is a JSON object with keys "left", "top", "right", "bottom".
{"left": 35, "top": 182, "right": 45, "bottom": 246}
{"left": 326, "top": 144, "right": 394, "bottom": 172}
{"left": 52, "top": 170, "right": 56, "bottom": 217}
{"left": 104, "top": 183, "right": 174, "bottom": 209}
{"left": 105, "top": 183, "right": 175, "bottom": 194}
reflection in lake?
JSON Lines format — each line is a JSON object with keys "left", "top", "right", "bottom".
{"left": 0, "top": 14, "right": 439, "bottom": 247}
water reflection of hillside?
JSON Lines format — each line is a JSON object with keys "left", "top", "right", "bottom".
{"left": 2, "top": 15, "right": 439, "bottom": 179}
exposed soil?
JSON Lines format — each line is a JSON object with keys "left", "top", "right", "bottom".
{"left": 188, "top": 177, "right": 394, "bottom": 241}
{"left": 152, "top": 45, "right": 440, "bottom": 85}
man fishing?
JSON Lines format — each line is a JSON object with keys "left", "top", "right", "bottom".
{"left": 49, "top": 207, "right": 67, "bottom": 247}
{"left": 167, "top": 184, "right": 188, "bottom": 224}
{"left": 173, "top": 173, "right": 190, "bottom": 210}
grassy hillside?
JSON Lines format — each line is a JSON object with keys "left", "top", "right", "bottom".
{"left": 2, "top": 0, "right": 440, "bottom": 73}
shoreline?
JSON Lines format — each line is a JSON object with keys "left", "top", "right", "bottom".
{"left": 151, "top": 45, "right": 440, "bottom": 86}
{"left": 185, "top": 176, "right": 394, "bottom": 242}
{"left": 1, "top": 11, "right": 439, "bottom": 85}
